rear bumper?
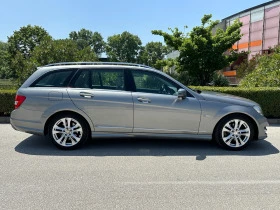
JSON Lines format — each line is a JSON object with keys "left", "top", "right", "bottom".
{"left": 10, "top": 110, "right": 44, "bottom": 135}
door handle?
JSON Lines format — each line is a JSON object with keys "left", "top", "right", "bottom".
{"left": 137, "top": 97, "right": 151, "bottom": 103}
{"left": 80, "top": 92, "right": 94, "bottom": 98}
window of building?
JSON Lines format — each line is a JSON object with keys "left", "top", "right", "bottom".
{"left": 239, "top": 11, "right": 250, "bottom": 18}
{"left": 265, "top": 1, "right": 280, "bottom": 9}
{"left": 251, "top": 8, "right": 264, "bottom": 22}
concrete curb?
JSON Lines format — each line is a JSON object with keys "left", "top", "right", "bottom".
{"left": 267, "top": 118, "right": 280, "bottom": 124}
{"left": 0, "top": 117, "right": 10, "bottom": 123}
{"left": 0, "top": 116, "right": 280, "bottom": 125}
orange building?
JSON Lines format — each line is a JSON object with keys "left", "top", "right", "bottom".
{"left": 221, "top": 0, "right": 280, "bottom": 83}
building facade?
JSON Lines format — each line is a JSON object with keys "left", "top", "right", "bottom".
{"left": 165, "top": 1, "right": 280, "bottom": 84}
{"left": 221, "top": 0, "right": 280, "bottom": 82}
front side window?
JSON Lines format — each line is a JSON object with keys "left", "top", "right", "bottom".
{"left": 32, "top": 69, "right": 75, "bottom": 87}
{"left": 131, "top": 71, "right": 179, "bottom": 95}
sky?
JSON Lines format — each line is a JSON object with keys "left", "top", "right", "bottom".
{"left": 0, "top": 0, "right": 269, "bottom": 44}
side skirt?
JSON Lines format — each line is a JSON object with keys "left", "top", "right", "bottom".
{"left": 91, "top": 132, "right": 212, "bottom": 141}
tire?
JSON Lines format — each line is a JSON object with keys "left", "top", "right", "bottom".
{"left": 48, "top": 113, "right": 89, "bottom": 150}
{"left": 214, "top": 115, "right": 255, "bottom": 150}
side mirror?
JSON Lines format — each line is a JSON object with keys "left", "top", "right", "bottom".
{"left": 178, "top": 88, "right": 187, "bottom": 99}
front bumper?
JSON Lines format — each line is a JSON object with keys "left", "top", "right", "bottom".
{"left": 257, "top": 116, "right": 269, "bottom": 140}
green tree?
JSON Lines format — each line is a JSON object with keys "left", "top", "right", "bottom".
{"left": 139, "top": 42, "right": 169, "bottom": 67}
{"left": 7, "top": 25, "right": 51, "bottom": 79}
{"left": 30, "top": 38, "right": 97, "bottom": 65}
{"left": 240, "top": 46, "right": 280, "bottom": 87}
{"left": 152, "top": 14, "right": 242, "bottom": 85}
{"left": 106, "top": 31, "right": 142, "bottom": 63}
{"left": 69, "top": 28, "right": 105, "bottom": 56}
{"left": 236, "top": 53, "right": 259, "bottom": 79}
{"left": 211, "top": 72, "right": 229, "bottom": 86}
{"left": 12, "top": 52, "right": 35, "bottom": 85}
{"left": 0, "top": 42, "right": 11, "bottom": 79}
{"left": 8, "top": 25, "right": 51, "bottom": 58}
{"left": 16, "top": 38, "right": 98, "bottom": 84}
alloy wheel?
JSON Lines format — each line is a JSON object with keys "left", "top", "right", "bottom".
{"left": 221, "top": 119, "right": 251, "bottom": 148}
{"left": 52, "top": 117, "right": 83, "bottom": 147}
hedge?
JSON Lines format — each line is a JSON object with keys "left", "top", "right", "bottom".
{"left": 0, "top": 87, "right": 279, "bottom": 117}
{"left": 0, "top": 79, "right": 17, "bottom": 90}
{"left": 0, "top": 90, "right": 16, "bottom": 115}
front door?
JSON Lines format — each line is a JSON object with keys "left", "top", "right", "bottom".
{"left": 130, "top": 70, "right": 201, "bottom": 134}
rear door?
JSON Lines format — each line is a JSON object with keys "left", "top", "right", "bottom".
{"left": 130, "top": 70, "right": 201, "bottom": 134}
{"left": 67, "top": 68, "right": 133, "bottom": 132}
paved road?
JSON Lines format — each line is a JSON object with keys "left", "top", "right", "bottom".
{"left": 0, "top": 124, "right": 279, "bottom": 210}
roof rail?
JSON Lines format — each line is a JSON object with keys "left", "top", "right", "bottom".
{"left": 44, "top": 62, "right": 154, "bottom": 69}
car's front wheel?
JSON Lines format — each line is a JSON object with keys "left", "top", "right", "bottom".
{"left": 214, "top": 115, "right": 255, "bottom": 150}
{"left": 48, "top": 114, "right": 89, "bottom": 150}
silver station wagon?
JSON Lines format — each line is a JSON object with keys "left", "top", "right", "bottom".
{"left": 10, "top": 62, "right": 268, "bottom": 150}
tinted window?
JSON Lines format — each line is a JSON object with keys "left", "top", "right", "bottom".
{"left": 93, "top": 70, "right": 124, "bottom": 90}
{"left": 73, "top": 69, "right": 125, "bottom": 90}
{"left": 32, "top": 70, "right": 74, "bottom": 87}
{"left": 131, "top": 71, "right": 179, "bottom": 95}
{"left": 73, "top": 70, "right": 90, "bottom": 88}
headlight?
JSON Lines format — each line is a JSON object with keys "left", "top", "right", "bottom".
{"left": 253, "top": 105, "right": 263, "bottom": 115}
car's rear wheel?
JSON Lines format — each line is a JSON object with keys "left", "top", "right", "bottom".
{"left": 214, "top": 115, "right": 255, "bottom": 150}
{"left": 48, "top": 114, "right": 89, "bottom": 150}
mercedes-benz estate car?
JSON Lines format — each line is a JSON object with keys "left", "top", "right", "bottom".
{"left": 10, "top": 62, "right": 268, "bottom": 150}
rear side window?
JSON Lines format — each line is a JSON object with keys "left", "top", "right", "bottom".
{"left": 31, "top": 70, "right": 75, "bottom": 87}
{"left": 93, "top": 70, "right": 124, "bottom": 90}
{"left": 73, "top": 69, "right": 125, "bottom": 90}
{"left": 72, "top": 70, "right": 90, "bottom": 88}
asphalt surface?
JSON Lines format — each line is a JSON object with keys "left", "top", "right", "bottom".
{"left": 0, "top": 124, "right": 280, "bottom": 210}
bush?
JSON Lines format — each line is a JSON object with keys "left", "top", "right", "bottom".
{"left": 211, "top": 73, "right": 229, "bottom": 87}
{"left": 236, "top": 55, "right": 258, "bottom": 79}
{"left": 191, "top": 86, "right": 280, "bottom": 118}
{"left": 239, "top": 46, "right": 280, "bottom": 87}
{"left": 0, "top": 90, "right": 16, "bottom": 115}
{"left": 0, "top": 79, "right": 17, "bottom": 90}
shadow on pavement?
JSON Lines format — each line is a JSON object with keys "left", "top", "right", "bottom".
{"left": 15, "top": 135, "right": 279, "bottom": 159}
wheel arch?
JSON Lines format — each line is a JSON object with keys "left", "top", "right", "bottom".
{"left": 44, "top": 110, "right": 92, "bottom": 136}
{"left": 212, "top": 113, "right": 259, "bottom": 140}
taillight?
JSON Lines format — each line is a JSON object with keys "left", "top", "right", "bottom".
{"left": 15, "top": 95, "right": 26, "bottom": 109}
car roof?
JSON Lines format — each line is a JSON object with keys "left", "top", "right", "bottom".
{"left": 39, "top": 62, "right": 154, "bottom": 70}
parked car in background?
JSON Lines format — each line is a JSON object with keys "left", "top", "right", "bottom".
{"left": 11, "top": 62, "right": 268, "bottom": 150}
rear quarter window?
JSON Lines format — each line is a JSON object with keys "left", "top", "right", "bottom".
{"left": 31, "top": 69, "right": 75, "bottom": 87}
